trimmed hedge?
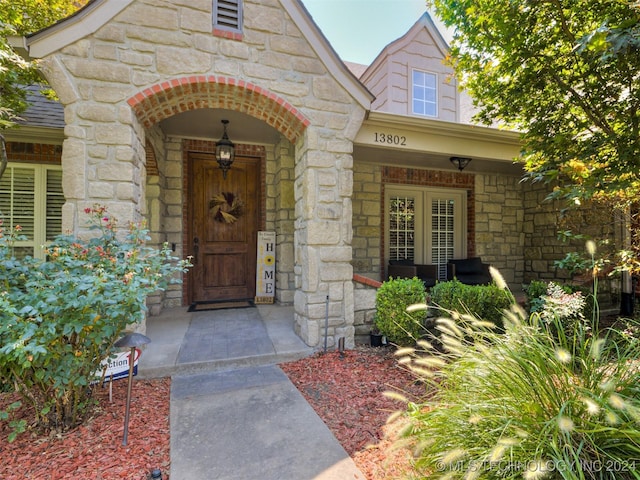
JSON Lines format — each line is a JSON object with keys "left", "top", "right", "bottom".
{"left": 429, "top": 279, "right": 512, "bottom": 329}
{"left": 375, "top": 277, "right": 427, "bottom": 346}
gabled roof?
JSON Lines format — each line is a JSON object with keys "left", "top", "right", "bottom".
{"left": 360, "top": 12, "right": 449, "bottom": 81}
{"left": 343, "top": 61, "right": 368, "bottom": 79}
{"left": 11, "top": 0, "right": 374, "bottom": 110}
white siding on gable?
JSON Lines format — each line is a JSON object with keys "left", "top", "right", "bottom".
{"left": 362, "top": 17, "right": 459, "bottom": 122}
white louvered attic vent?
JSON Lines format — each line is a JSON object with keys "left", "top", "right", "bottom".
{"left": 214, "top": 0, "right": 243, "bottom": 32}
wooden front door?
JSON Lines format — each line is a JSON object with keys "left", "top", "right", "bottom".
{"left": 189, "top": 153, "right": 259, "bottom": 303}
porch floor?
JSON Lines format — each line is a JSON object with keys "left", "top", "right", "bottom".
{"left": 137, "top": 303, "right": 314, "bottom": 379}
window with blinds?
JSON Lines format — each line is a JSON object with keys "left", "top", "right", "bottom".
{"left": 0, "top": 164, "right": 63, "bottom": 259}
{"left": 388, "top": 195, "right": 416, "bottom": 262}
{"left": 431, "top": 198, "right": 456, "bottom": 279}
{"left": 213, "top": 0, "right": 242, "bottom": 32}
{"left": 386, "top": 187, "right": 466, "bottom": 280}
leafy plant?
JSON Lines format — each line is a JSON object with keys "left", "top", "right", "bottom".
{"left": 429, "top": 279, "right": 512, "bottom": 330}
{"left": 394, "top": 287, "right": 640, "bottom": 479}
{"left": 375, "top": 277, "right": 426, "bottom": 346}
{"left": 430, "top": 0, "right": 640, "bottom": 206}
{"left": 524, "top": 279, "right": 549, "bottom": 313}
{"left": 0, "top": 206, "right": 191, "bottom": 439}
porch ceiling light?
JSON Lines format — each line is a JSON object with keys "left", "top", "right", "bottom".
{"left": 450, "top": 156, "right": 472, "bottom": 171}
{"left": 216, "top": 119, "right": 235, "bottom": 179}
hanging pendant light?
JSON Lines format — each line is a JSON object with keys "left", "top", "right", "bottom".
{"left": 216, "top": 119, "right": 235, "bottom": 179}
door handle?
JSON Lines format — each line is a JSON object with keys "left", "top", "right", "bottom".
{"left": 193, "top": 237, "right": 199, "bottom": 265}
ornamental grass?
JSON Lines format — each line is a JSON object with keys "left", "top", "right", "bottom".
{"left": 393, "top": 269, "right": 640, "bottom": 480}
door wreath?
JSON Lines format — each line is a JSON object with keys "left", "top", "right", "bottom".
{"left": 209, "top": 192, "right": 244, "bottom": 224}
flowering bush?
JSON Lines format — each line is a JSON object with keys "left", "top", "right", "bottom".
{"left": 0, "top": 206, "right": 191, "bottom": 440}
{"left": 526, "top": 281, "right": 595, "bottom": 344}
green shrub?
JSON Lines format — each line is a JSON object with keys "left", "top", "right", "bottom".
{"left": 523, "top": 279, "right": 549, "bottom": 313}
{"left": 0, "top": 206, "right": 191, "bottom": 440}
{"left": 429, "top": 279, "right": 512, "bottom": 329}
{"left": 394, "top": 298, "right": 640, "bottom": 480}
{"left": 375, "top": 277, "right": 426, "bottom": 346}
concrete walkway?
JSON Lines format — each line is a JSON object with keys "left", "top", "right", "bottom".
{"left": 138, "top": 304, "right": 365, "bottom": 480}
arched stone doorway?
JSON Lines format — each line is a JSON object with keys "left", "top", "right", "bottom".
{"left": 128, "top": 76, "right": 310, "bottom": 309}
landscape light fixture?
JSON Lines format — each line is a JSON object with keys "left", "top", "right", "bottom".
{"left": 215, "top": 119, "right": 235, "bottom": 179}
{"left": 450, "top": 156, "right": 472, "bottom": 171}
{"left": 114, "top": 332, "right": 151, "bottom": 446}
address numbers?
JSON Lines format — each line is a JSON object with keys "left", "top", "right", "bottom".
{"left": 374, "top": 132, "right": 407, "bottom": 146}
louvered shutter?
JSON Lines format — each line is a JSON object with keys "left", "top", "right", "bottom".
{"left": 0, "top": 164, "right": 62, "bottom": 259}
{"left": 46, "top": 169, "right": 63, "bottom": 241}
{"left": 214, "top": 0, "right": 242, "bottom": 32}
{"left": 0, "top": 167, "right": 36, "bottom": 240}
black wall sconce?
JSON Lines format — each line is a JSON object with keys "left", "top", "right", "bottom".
{"left": 216, "top": 119, "right": 235, "bottom": 179}
{"left": 450, "top": 156, "right": 472, "bottom": 171}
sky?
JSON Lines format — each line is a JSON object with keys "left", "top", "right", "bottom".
{"left": 301, "top": 0, "right": 437, "bottom": 65}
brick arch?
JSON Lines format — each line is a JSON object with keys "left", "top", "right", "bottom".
{"left": 127, "top": 76, "right": 311, "bottom": 143}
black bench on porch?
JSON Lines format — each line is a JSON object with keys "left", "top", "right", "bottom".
{"left": 387, "top": 259, "right": 438, "bottom": 289}
{"left": 446, "top": 257, "right": 492, "bottom": 285}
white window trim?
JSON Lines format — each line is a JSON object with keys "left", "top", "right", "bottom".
{"left": 410, "top": 68, "right": 438, "bottom": 118}
{"left": 385, "top": 185, "right": 466, "bottom": 279}
{"left": 0, "top": 163, "right": 63, "bottom": 259}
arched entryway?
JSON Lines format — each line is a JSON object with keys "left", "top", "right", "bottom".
{"left": 127, "top": 76, "right": 310, "bottom": 142}
{"left": 127, "top": 76, "right": 310, "bottom": 306}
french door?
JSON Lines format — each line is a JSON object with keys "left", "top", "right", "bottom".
{"left": 385, "top": 186, "right": 466, "bottom": 280}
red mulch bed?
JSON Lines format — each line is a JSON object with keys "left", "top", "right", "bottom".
{"left": 280, "top": 346, "right": 426, "bottom": 479}
{"left": 0, "top": 346, "right": 424, "bottom": 480}
{"left": 0, "top": 378, "right": 171, "bottom": 480}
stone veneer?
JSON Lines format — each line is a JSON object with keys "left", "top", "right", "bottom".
{"left": 351, "top": 162, "right": 529, "bottom": 337}
{"left": 474, "top": 172, "right": 525, "bottom": 286}
{"left": 36, "top": 0, "right": 366, "bottom": 346}
{"left": 352, "top": 161, "right": 622, "bottom": 331}
{"left": 522, "top": 181, "right": 620, "bottom": 304}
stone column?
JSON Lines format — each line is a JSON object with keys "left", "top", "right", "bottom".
{"left": 293, "top": 129, "right": 357, "bottom": 349}
{"left": 40, "top": 57, "right": 146, "bottom": 236}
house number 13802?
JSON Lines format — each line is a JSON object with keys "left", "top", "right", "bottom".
{"left": 374, "top": 133, "right": 407, "bottom": 146}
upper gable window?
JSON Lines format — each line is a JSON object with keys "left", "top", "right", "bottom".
{"left": 412, "top": 69, "right": 437, "bottom": 117}
{"left": 213, "top": 0, "right": 243, "bottom": 33}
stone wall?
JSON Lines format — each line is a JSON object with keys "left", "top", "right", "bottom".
{"left": 523, "top": 182, "right": 575, "bottom": 283}
{"left": 523, "top": 181, "right": 621, "bottom": 304}
{"left": 353, "top": 275, "right": 380, "bottom": 344}
{"left": 270, "top": 138, "right": 296, "bottom": 304}
{"left": 36, "top": 0, "right": 367, "bottom": 347}
{"left": 474, "top": 172, "right": 525, "bottom": 287}
{"left": 352, "top": 163, "right": 527, "bottom": 287}
{"left": 352, "top": 162, "right": 383, "bottom": 279}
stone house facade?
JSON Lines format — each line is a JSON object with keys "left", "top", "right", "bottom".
{"left": 6, "top": 0, "right": 618, "bottom": 348}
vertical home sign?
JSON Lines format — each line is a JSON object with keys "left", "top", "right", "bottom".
{"left": 255, "top": 231, "right": 276, "bottom": 304}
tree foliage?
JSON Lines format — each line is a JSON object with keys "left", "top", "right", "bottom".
{"left": 0, "top": 0, "right": 85, "bottom": 126}
{"left": 0, "top": 1, "right": 86, "bottom": 177}
{"left": 430, "top": 0, "right": 640, "bottom": 206}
